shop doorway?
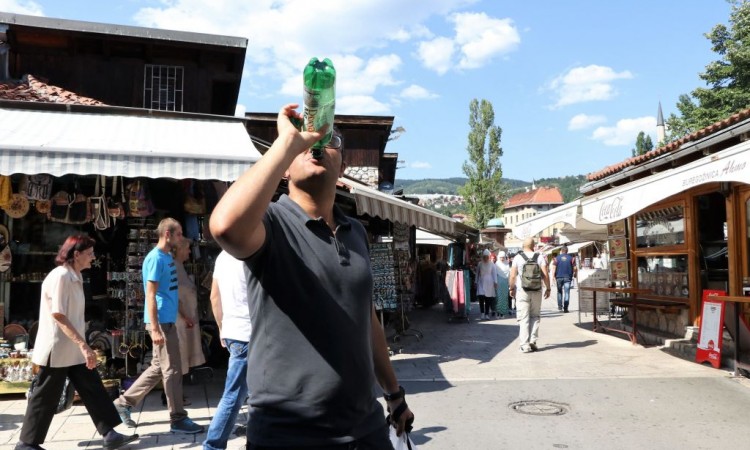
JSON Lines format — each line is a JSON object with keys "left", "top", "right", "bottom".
{"left": 696, "top": 192, "right": 728, "bottom": 293}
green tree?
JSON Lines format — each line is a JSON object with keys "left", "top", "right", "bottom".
{"left": 458, "top": 99, "right": 507, "bottom": 228}
{"left": 631, "top": 131, "right": 654, "bottom": 157}
{"left": 666, "top": 0, "right": 750, "bottom": 140}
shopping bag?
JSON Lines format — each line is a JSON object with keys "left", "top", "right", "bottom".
{"left": 27, "top": 375, "right": 75, "bottom": 414}
{"left": 389, "top": 427, "right": 418, "bottom": 450}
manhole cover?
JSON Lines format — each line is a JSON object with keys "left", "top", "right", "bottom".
{"left": 508, "top": 400, "right": 569, "bottom": 416}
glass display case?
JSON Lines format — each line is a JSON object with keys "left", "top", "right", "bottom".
{"left": 636, "top": 255, "right": 689, "bottom": 298}
{"left": 635, "top": 205, "right": 685, "bottom": 248}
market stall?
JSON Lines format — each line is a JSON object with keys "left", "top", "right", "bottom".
{"left": 0, "top": 102, "right": 261, "bottom": 392}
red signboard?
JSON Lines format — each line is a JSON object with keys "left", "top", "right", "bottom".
{"left": 695, "top": 290, "right": 726, "bottom": 369}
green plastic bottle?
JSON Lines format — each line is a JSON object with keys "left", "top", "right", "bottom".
{"left": 303, "top": 57, "right": 336, "bottom": 159}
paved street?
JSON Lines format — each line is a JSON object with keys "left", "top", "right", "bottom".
{"left": 1, "top": 288, "right": 750, "bottom": 449}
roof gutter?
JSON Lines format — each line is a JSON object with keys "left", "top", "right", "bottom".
{"left": 580, "top": 118, "right": 750, "bottom": 195}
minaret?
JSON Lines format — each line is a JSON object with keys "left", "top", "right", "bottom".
{"left": 657, "top": 102, "right": 665, "bottom": 145}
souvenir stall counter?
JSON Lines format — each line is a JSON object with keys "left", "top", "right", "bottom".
{"left": 444, "top": 241, "right": 472, "bottom": 322}
{"left": 370, "top": 222, "right": 421, "bottom": 344}
{"left": 0, "top": 173, "right": 226, "bottom": 393}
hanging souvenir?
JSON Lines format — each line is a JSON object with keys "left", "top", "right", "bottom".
{"left": 4, "top": 193, "right": 30, "bottom": 219}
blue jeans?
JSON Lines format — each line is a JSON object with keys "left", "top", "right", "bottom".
{"left": 203, "top": 339, "right": 249, "bottom": 450}
{"left": 556, "top": 278, "right": 572, "bottom": 311}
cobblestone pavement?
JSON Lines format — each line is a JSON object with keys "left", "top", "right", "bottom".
{"left": 1, "top": 288, "right": 748, "bottom": 449}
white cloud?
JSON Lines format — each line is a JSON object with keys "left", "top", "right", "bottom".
{"left": 234, "top": 104, "right": 246, "bottom": 117}
{"left": 591, "top": 116, "right": 656, "bottom": 146}
{"left": 547, "top": 65, "right": 633, "bottom": 108}
{"left": 410, "top": 161, "right": 433, "bottom": 169}
{"left": 417, "top": 37, "right": 456, "bottom": 75}
{"left": 416, "top": 12, "right": 520, "bottom": 74}
{"left": 400, "top": 84, "right": 438, "bottom": 100}
{"left": 389, "top": 24, "right": 433, "bottom": 43}
{"left": 336, "top": 95, "right": 390, "bottom": 115}
{"left": 452, "top": 12, "right": 520, "bottom": 70}
{"left": 133, "top": 0, "right": 475, "bottom": 113}
{"left": 0, "top": 0, "right": 43, "bottom": 15}
{"left": 568, "top": 113, "right": 606, "bottom": 130}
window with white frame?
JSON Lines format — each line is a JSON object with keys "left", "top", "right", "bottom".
{"left": 143, "top": 64, "right": 184, "bottom": 111}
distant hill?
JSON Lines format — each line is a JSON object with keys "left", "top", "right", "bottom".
{"left": 395, "top": 177, "right": 528, "bottom": 195}
{"left": 395, "top": 175, "right": 587, "bottom": 203}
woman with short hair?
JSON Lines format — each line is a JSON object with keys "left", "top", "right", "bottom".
{"left": 15, "top": 234, "right": 138, "bottom": 450}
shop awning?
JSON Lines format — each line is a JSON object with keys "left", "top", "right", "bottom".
{"left": 580, "top": 139, "right": 750, "bottom": 225}
{"left": 513, "top": 201, "right": 580, "bottom": 239}
{"left": 514, "top": 199, "right": 608, "bottom": 242}
{"left": 565, "top": 241, "right": 597, "bottom": 254}
{"left": 339, "top": 178, "right": 457, "bottom": 235}
{"left": 381, "top": 228, "right": 455, "bottom": 246}
{"left": 0, "top": 107, "right": 261, "bottom": 181}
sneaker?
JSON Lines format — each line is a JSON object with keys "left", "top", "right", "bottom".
{"left": 14, "top": 443, "right": 46, "bottom": 450}
{"left": 170, "top": 417, "right": 204, "bottom": 434}
{"left": 529, "top": 343, "right": 538, "bottom": 352}
{"left": 480, "top": 313, "right": 486, "bottom": 320}
{"left": 520, "top": 346, "right": 532, "bottom": 353}
{"left": 103, "top": 430, "right": 139, "bottom": 450}
{"left": 114, "top": 403, "right": 136, "bottom": 428}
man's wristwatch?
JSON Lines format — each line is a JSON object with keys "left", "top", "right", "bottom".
{"left": 383, "top": 386, "right": 405, "bottom": 401}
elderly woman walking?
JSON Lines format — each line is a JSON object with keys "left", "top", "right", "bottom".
{"left": 15, "top": 235, "right": 138, "bottom": 450}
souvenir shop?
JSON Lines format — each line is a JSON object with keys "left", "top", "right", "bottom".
{"left": 0, "top": 105, "right": 260, "bottom": 394}
{"left": 338, "top": 178, "right": 467, "bottom": 341}
{"left": 0, "top": 173, "right": 233, "bottom": 393}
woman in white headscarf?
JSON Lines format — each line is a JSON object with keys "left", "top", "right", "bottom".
{"left": 495, "top": 251, "right": 511, "bottom": 317}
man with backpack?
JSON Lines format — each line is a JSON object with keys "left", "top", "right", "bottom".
{"left": 509, "top": 237, "right": 551, "bottom": 353}
{"left": 550, "top": 245, "right": 577, "bottom": 313}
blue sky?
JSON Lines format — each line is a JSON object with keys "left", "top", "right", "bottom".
{"left": 0, "top": 0, "right": 733, "bottom": 182}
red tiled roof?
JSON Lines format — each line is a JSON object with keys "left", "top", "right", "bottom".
{"left": 0, "top": 74, "right": 106, "bottom": 105}
{"left": 504, "top": 186, "right": 563, "bottom": 208}
{"left": 587, "top": 108, "right": 750, "bottom": 181}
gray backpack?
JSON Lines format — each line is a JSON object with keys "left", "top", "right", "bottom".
{"left": 520, "top": 252, "right": 542, "bottom": 291}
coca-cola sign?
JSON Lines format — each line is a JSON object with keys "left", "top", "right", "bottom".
{"left": 598, "top": 196, "right": 624, "bottom": 222}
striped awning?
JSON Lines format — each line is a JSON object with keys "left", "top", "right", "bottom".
{"left": 0, "top": 107, "right": 261, "bottom": 181}
{"left": 339, "top": 178, "right": 457, "bottom": 235}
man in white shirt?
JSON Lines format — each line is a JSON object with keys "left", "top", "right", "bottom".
{"left": 204, "top": 251, "right": 252, "bottom": 450}
{"left": 509, "top": 237, "right": 551, "bottom": 353}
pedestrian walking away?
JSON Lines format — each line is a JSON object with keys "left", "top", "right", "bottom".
{"left": 113, "top": 218, "right": 204, "bottom": 435}
{"left": 210, "top": 103, "right": 414, "bottom": 449}
{"left": 509, "top": 237, "right": 551, "bottom": 353}
{"left": 15, "top": 234, "right": 138, "bottom": 450}
{"left": 550, "top": 244, "right": 577, "bottom": 313}
{"left": 203, "top": 250, "right": 252, "bottom": 450}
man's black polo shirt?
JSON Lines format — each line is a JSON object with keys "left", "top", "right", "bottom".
{"left": 244, "top": 194, "right": 384, "bottom": 446}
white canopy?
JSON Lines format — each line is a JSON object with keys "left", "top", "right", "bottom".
{"left": 580, "top": 139, "right": 750, "bottom": 225}
{"left": 513, "top": 199, "right": 607, "bottom": 241}
{"left": 339, "top": 178, "right": 457, "bottom": 235}
{"left": 0, "top": 107, "right": 261, "bottom": 181}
